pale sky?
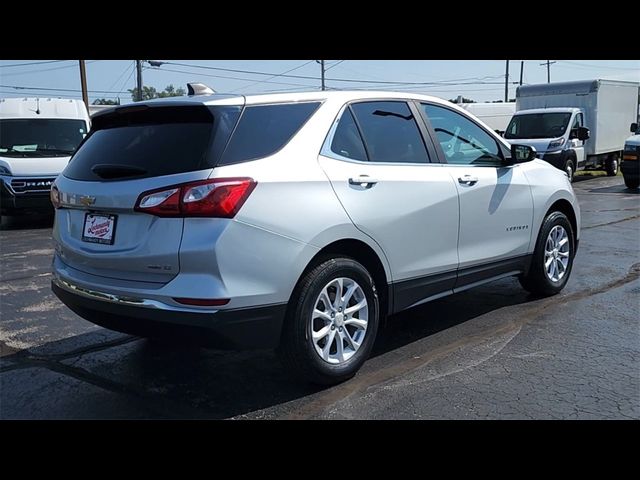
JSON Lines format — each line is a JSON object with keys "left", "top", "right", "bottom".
{"left": 0, "top": 60, "right": 638, "bottom": 104}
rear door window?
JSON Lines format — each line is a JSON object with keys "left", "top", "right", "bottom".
{"left": 219, "top": 102, "right": 321, "bottom": 165}
{"left": 64, "top": 105, "right": 241, "bottom": 181}
{"left": 349, "top": 101, "right": 430, "bottom": 164}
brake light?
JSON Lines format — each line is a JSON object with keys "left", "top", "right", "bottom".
{"left": 134, "top": 177, "right": 256, "bottom": 218}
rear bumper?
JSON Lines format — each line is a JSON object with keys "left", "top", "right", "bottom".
{"left": 51, "top": 275, "right": 286, "bottom": 350}
{"left": 0, "top": 178, "right": 53, "bottom": 215}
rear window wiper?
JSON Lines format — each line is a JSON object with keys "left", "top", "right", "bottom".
{"left": 91, "top": 164, "right": 148, "bottom": 179}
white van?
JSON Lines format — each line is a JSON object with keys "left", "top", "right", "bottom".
{"left": 0, "top": 97, "right": 90, "bottom": 216}
{"left": 458, "top": 102, "right": 516, "bottom": 133}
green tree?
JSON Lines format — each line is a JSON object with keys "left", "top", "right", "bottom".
{"left": 128, "top": 84, "right": 186, "bottom": 101}
{"left": 449, "top": 96, "right": 476, "bottom": 104}
{"left": 92, "top": 98, "right": 120, "bottom": 105}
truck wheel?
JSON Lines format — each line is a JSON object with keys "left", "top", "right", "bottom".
{"left": 605, "top": 155, "right": 619, "bottom": 176}
{"left": 519, "top": 211, "right": 575, "bottom": 296}
{"left": 563, "top": 158, "right": 575, "bottom": 182}
{"left": 278, "top": 257, "right": 380, "bottom": 385}
{"left": 624, "top": 176, "right": 639, "bottom": 189}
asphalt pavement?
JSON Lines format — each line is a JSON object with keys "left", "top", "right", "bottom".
{"left": 1, "top": 175, "right": 638, "bottom": 419}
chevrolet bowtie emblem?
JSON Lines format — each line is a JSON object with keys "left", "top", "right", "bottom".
{"left": 79, "top": 195, "right": 96, "bottom": 206}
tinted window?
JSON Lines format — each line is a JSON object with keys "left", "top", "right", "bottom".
{"left": 421, "top": 103, "right": 502, "bottom": 166}
{"left": 504, "top": 112, "right": 572, "bottom": 139}
{"left": 220, "top": 102, "right": 320, "bottom": 165}
{"left": 0, "top": 119, "right": 87, "bottom": 158}
{"left": 64, "top": 106, "right": 240, "bottom": 181}
{"left": 350, "top": 101, "right": 429, "bottom": 164}
{"left": 330, "top": 108, "right": 367, "bottom": 161}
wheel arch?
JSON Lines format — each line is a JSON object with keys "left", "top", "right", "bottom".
{"left": 546, "top": 199, "right": 578, "bottom": 242}
{"left": 293, "top": 238, "right": 391, "bottom": 318}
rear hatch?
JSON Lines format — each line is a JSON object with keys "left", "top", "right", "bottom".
{"left": 53, "top": 101, "right": 243, "bottom": 283}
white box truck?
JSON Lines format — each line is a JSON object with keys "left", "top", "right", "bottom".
{"left": 0, "top": 97, "right": 90, "bottom": 217}
{"left": 504, "top": 79, "right": 640, "bottom": 181}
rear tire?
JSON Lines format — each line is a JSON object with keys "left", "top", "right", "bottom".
{"left": 519, "top": 212, "right": 575, "bottom": 296}
{"left": 278, "top": 257, "right": 379, "bottom": 385}
{"left": 624, "top": 176, "right": 639, "bottom": 189}
{"left": 605, "top": 155, "right": 619, "bottom": 176}
{"left": 563, "top": 158, "right": 575, "bottom": 182}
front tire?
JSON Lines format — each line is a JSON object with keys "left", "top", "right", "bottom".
{"left": 519, "top": 212, "right": 575, "bottom": 296}
{"left": 279, "top": 257, "right": 379, "bottom": 385}
{"left": 624, "top": 176, "right": 639, "bottom": 189}
{"left": 563, "top": 158, "right": 575, "bottom": 182}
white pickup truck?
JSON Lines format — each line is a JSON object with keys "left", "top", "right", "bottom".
{"left": 0, "top": 97, "right": 90, "bottom": 217}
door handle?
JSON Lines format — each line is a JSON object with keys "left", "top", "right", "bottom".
{"left": 349, "top": 176, "right": 378, "bottom": 186}
{"left": 458, "top": 175, "right": 478, "bottom": 186}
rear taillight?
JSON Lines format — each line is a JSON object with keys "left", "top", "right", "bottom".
{"left": 50, "top": 185, "right": 61, "bottom": 208}
{"left": 134, "top": 177, "right": 256, "bottom": 218}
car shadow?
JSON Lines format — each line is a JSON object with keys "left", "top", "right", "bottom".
{"left": 0, "top": 213, "right": 54, "bottom": 230}
{"left": 587, "top": 185, "right": 639, "bottom": 195}
{"left": 2, "top": 278, "right": 534, "bottom": 419}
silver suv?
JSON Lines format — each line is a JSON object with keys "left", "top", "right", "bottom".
{"left": 51, "top": 89, "right": 580, "bottom": 384}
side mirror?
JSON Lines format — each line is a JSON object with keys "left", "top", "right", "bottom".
{"left": 631, "top": 122, "right": 638, "bottom": 134}
{"left": 577, "top": 126, "right": 590, "bottom": 141}
{"left": 494, "top": 129, "right": 505, "bottom": 137}
{"left": 510, "top": 144, "right": 537, "bottom": 164}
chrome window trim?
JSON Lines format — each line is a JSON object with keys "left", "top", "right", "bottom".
{"left": 320, "top": 100, "right": 441, "bottom": 167}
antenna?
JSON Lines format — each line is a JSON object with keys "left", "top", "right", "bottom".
{"left": 35, "top": 97, "right": 41, "bottom": 115}
{"left": 187, "top": 83, "right": 215, "bottom": 96}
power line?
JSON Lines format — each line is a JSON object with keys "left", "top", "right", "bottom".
{"left": 146, "top": 65, "right": 318, "bottom": 88}
{"left": 558, "top": 60, "right": 640, "bottom": 70}
{"left": 0, "top": 83, "right": 136, "bottom": 95}
{"left": 0, "top": 60, "right": 99, "bottom": 77}
{"left": 107, "top": 62, "right": 135, "bottom": 91}
{"left": 156, "top": 61, "right": 517, "bottom": 86}
{"left": 0, "top": 60, "right": 69, "bottom": 68}
{"left": 115, "top": 62, "right": 136, "bottom": 99}
{"left": 325, "top": 60, "right": 345, "bottom": 71}
{"left": 230, "top": 60, "right": 316, "bottom": 93}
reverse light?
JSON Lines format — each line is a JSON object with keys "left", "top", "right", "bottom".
{"left": 548, "top": 138, "right": 566, "bottom": 150}
{"left": 134, "top": 177, "right": 256, "bottom": 218}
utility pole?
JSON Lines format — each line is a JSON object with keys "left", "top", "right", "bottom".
{"left": 136, "top": 60, "right": 143, "bottom": 101}
{"left": 504, "top": 60, "right": 510, "bottom": 102}
{"left": 540, "top": 60, "right": 556, "bottom": 83}
{"left": 319, "top": 60, "right": 326, "bottom": 91}
{"left": 78, "top": 60, "right": 89, "bottom": 109}
{"left": 519, "top": 61, "right": 524, "bottom": 86}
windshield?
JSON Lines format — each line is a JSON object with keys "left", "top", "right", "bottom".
{"left": 0, "top": 119, "right": 87, "bottom": 157}
{"left": 504, "top": 113, "right": 572, "bottom": 140}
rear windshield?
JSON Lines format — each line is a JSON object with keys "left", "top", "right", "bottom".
{"left": 0, "top": 119, "right": 87, "bottom": 158}
{"left": 64, "top": 105, "right": 241, "bottom": 181}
